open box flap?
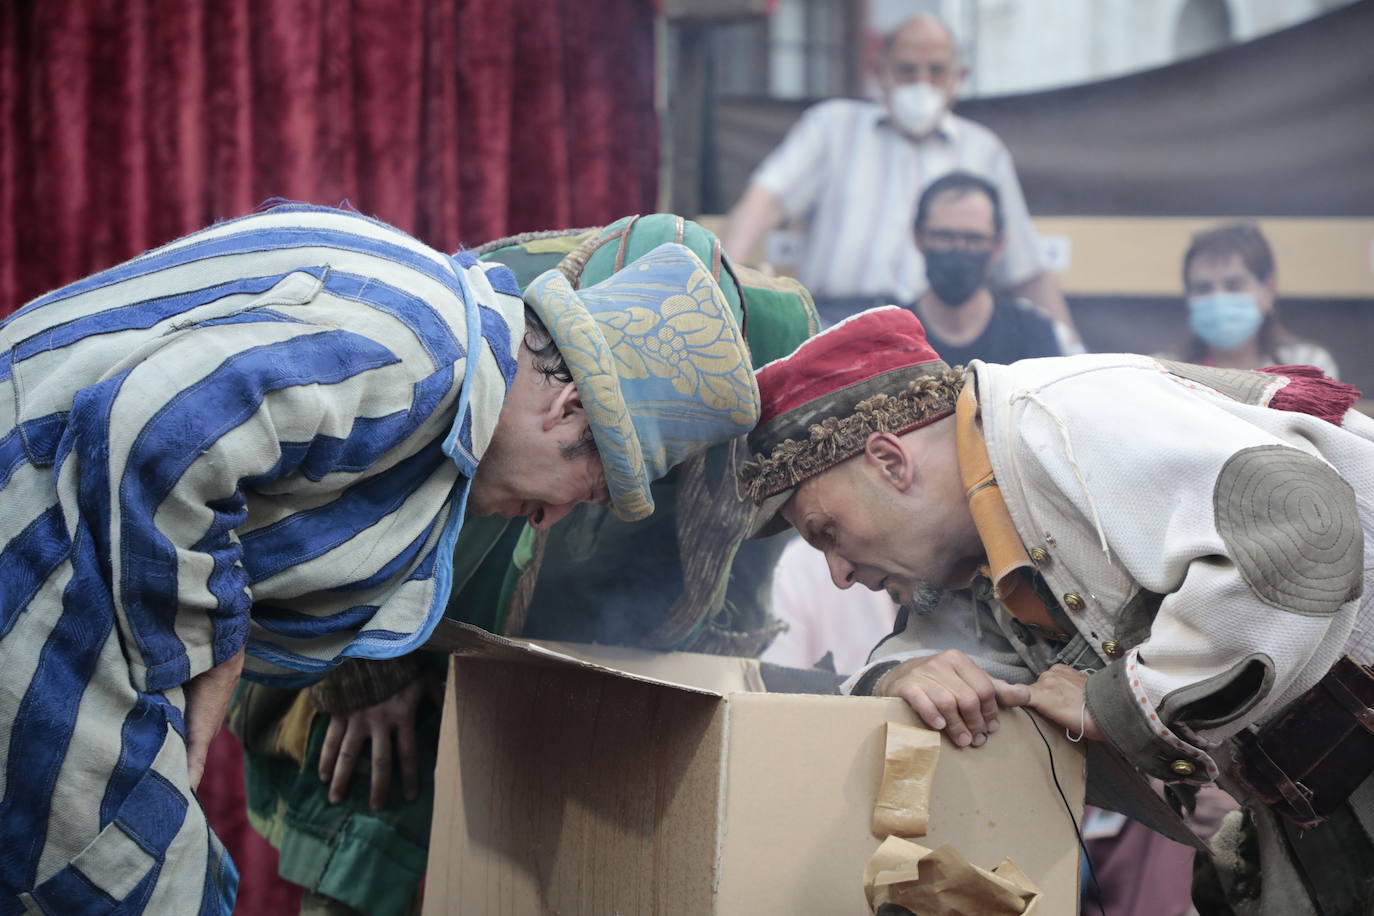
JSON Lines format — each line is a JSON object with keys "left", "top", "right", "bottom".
{"left": 424, "top": 618, "right": 765, "bottom": 696}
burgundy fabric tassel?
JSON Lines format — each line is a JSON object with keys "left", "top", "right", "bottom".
{"left": 1261, "top": 365, "right": 1362, "bottom": 427}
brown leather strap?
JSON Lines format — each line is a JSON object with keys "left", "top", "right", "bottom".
{"left": 1323, "top": 670, "right": 1374, "bottom": 735}
{"left": 501, "top": 527, "right": 549, "bottom": 637}
{"left": 716, "top": 244, "right": 749, "bottom": 338}
{"left": 612, "top": 216, "right": 641, "bottom": 272}
{"left": 1248, "top": 739, "right": 1324, "bottom": 829}
{"left": 644, "top": 443, "right": 755, "bottom": 650}
{"left": 955, "top": 386, "right": 1062, "bottom": 635}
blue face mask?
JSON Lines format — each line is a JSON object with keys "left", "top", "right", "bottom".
{"left": 1188, "top": 292, "right": 1264, "bottom": 352}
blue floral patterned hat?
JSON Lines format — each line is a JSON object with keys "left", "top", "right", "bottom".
{"left": 522, "top": 242, "right": 760, "bottom": 522}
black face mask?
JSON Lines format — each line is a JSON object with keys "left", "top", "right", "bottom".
{"left": 924, "top": 248, "right": 992, "bottom": 306}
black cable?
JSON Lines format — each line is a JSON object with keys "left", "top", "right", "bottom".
{"left": 1021, "top": 707, "right": 1109, "bottom": 916}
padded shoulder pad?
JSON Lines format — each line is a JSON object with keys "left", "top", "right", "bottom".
{"left": 1157, "top": 359, "right": 1275, "bottom": 406}
{"left": 1213, "top": 445, "right": 1363, "bottom": 616}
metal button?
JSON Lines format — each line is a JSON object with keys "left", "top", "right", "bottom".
{"left": 1028, "top": 547, "right": 1050, "bottom": 565}
{"left": 1062, "top": 593, "right": 1085, "bottom": 611}
{"left": 1170, "top": 759, "right": 1197, "bottom": 777}
{"left": 1101, "top": 640, "right": 1123, "bottom": 659}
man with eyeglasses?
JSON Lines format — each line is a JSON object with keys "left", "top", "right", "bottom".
{"left": 910, "top": 171, "right": 1074, "bottom": 366}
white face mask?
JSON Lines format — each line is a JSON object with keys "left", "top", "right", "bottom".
{"left": 887, "top": 82, "right": 946, "bottom": 137}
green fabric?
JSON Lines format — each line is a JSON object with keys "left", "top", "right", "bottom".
{"left": 582, "top": 214, "right": 743, "bottom": 317}
{"left": 475, "top": 228, "right": 597, "bottom": 288}
{"left": 443, "top": 512, "right": 527, "bottom": 632}
{"left": 298, "top": 889, "right": 423, "bottom": 916}
{"left": 730, "top": 264, "right": 820, "bottom": 365}
{"left": 439, "top": 513, "right": 516, "bottom": 632}
{"left": 234, "top": 510, "right": 514, "bottom": 913}
{"left": 244, "top": 706, "right": 441, "bottom": 916}
{"left": 511, "top": 522, "right": 536, "bottom": 569}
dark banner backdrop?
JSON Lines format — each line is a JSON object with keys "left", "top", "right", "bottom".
{"left": 0, "top": 0, "right": 659, "bottom": 317}
{"left": 712, "top": 1, "right": 1374, "bottom": 218}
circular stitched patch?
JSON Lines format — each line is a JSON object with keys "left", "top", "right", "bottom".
{"left": 1213, "top": 445, "right": 1363, "bottom": 616}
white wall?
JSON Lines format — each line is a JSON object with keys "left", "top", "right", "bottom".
{"left": 941, "top": 0, "right": 1350, "bottom": 97}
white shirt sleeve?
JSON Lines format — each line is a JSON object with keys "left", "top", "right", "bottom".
{"left": 749, "top": 101, "right": 841, "bottom": 221}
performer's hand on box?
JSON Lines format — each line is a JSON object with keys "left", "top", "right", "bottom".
{"left": 876, "top": 649, "right": 1032, "bottom": 749}
{"left": 1025, "top": 664, "right": 1102, "bottom": 742}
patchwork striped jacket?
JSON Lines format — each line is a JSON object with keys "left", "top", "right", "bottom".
{"left": 0, "top": 205, "right": 522, "bottom": 913}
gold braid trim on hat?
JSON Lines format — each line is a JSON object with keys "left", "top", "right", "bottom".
{"left": 470, "top": 226, "right": 601, "bottom": 257}
{"left": 555, "top": 231, "right": 604, "bottom": 283}
{"left": 739, "top": 367, "right": 966, "bottom": 503}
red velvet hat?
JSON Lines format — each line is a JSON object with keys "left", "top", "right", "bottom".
{"left": 739, "top": 306, "right": 964, "bottom": 537}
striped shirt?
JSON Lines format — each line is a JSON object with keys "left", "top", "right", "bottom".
{"left": 751, "top": 99, "right": 1047, "bottom": 302}
{"left": 0, "top": 205, "right": 522, "bottom": 913}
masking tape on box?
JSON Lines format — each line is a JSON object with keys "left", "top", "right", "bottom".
{"left": 872, "top": 722, "right": 941, "bottom": 837}
{"left": 863, "top": 836, "right": 1040, "bottom": 915}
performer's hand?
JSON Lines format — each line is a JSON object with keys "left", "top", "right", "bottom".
{"left": 875, "top": 650, "right": 1031, "bottom": 748}
{"left": 1025, "top": 665, "right": 1102, "bottom": 742}
{"left": 318, "top": 680, "right": 425, "bottom": 811}
{"left": 184, "top": 646, "right": 246, "bottom": 791}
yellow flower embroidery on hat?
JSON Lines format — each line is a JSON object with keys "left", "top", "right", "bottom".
{"left": 524, "top": 243, "right": 761, "bottom": 522}
{"left": 594, "top": 265, "right": 756, "bottom": 427}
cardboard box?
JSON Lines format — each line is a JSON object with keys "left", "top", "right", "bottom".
{"left": 423, "top": 621, "right": 1084, "bottom": 915}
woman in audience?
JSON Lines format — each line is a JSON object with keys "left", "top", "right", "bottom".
{"left": 1166, "top": 221, "right": 1339, "bottom": 378}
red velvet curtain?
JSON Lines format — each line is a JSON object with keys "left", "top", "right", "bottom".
{"left": 0, "top": 0, "right": 659, "bottom": 317}
{"left": 0, "top": 3, "right": 657, "bottom": 909}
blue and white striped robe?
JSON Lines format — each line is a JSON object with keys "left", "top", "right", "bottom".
{"left": 0, "top": 205, "right": 522, "bottom": 913}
